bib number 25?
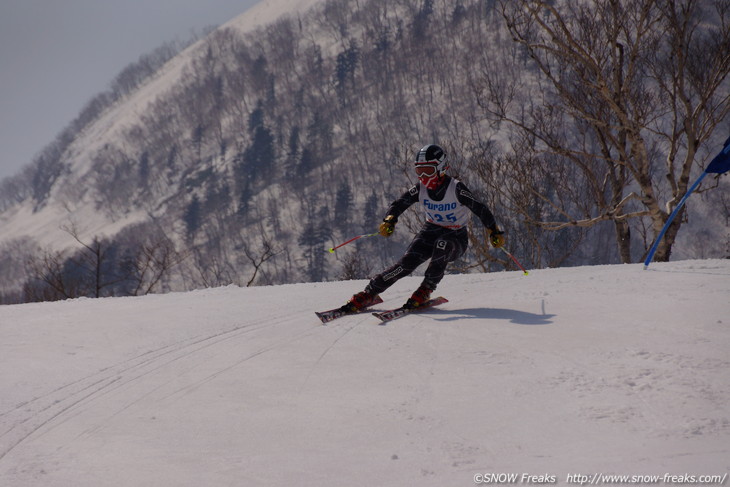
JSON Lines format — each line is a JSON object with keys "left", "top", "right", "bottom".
{"left": 428, "top": 212, "right": 457, "bottom": 224}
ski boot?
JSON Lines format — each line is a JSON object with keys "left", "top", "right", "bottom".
{"left": 404, "top": 285, "right": 433, "bottom": 309}
{"left": 340, "top": 290, "right": 380, "bottom": 313}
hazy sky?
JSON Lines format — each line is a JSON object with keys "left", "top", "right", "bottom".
{"left": 0, "top": 0, "right": 260, "bottom": 181}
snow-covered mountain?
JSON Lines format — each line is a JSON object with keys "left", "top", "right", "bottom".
{"left": 1, "top": 260, "right": 728, "bottom": 486}
{"left": 0, "top": 0, "right": 322, "bottom": 251}
{"left": 0, "top": 0, "right": 727, "bottom": 306}
{"left": 2, "top": 0, "right": 529, "bottom": 303}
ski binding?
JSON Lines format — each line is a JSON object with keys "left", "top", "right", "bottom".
{"left": 372, "top": 296, "right": 448, "bottom": 323}
{"left": 315, "top": 296, "right": 384, "bottom": 324}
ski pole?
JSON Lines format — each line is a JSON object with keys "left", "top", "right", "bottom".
{"left": 501, "top": 247, "right": 529, "bottom": 275}
{"left": 327, "top": 232, "right": 379, "bottom": 253}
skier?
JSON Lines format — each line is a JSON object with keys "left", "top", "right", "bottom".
{"left": 340, "top": 144, "right": 505, "bottom": 312}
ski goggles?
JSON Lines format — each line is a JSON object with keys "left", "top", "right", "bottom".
{"left": 415, "top": 164, "right": 438, "bottom": 177}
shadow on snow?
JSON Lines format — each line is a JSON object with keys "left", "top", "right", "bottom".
{"left": 428, "top": 307, "right": 555, "bottom": 326}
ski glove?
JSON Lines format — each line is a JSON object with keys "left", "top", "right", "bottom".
{"left": 488, "top": 227, "right": 505, "bottom": 248}
{"left": 379, "top": 215, "right": 397, "bottom": 237}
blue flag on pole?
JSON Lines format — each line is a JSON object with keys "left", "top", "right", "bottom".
{"left": 643, "top": 136, "right": 730, "bottom": 269}
{"left": 706, "top": 136, "right": 730, "bottom": 174}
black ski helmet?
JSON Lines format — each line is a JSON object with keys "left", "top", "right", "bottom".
{"left": 415, "top": 144, "right": 448, "bottom": 174}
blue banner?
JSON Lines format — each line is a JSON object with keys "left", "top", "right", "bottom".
{"left": 643, "top": 136, "right": 730, "bottom": 268}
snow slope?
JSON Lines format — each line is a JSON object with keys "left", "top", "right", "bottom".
{"left": 1, "top": 260, "right": 728, "bottom": 486}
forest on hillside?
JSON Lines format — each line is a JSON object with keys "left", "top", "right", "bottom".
{"left": 0, "top": 0, "right": 728, "bottom": 304}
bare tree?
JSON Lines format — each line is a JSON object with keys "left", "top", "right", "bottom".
{"left": 336, "top": 250, "right": 373, "bottom": 280}
{"left": 23, "top": 222, "right": 186, "bottom": 302}
{"left": 116, "top": 223, "right": 190, "bottom": 296}
{"left": 24, "top": 249, "right": 75, "bottom": 302}
{"left": 476, "top": 0, "right": 730, "bottom": 263}
{"left": 241, "top": 238, "right": 279, "bottom": 287}
{"left": 61, "top": 225, "right": 123, "bottom": 298}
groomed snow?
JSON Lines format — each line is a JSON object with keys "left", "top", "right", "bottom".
{"left": 1, "top": 260, "right": 728, "bottom": 486}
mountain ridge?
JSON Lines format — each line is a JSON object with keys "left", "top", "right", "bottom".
{"left": 0, "top": 0, "right": 727, "bottom": 304}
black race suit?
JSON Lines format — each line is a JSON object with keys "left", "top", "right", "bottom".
{"left": 365, "top": 176, "right": 498, "bottom": 294}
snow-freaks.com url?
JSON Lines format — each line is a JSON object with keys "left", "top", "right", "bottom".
{"left": 565, "top": 473, "right": 728, "bottom": 485}
{"left": 472, "top": 473, "right": 728, "bottom": 485}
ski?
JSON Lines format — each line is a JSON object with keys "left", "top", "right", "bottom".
{"left": 372, "top": 296, "right": 448, "bottom": 323}
{"left": 315, "top": 296, "right": 384, "bottom": 324}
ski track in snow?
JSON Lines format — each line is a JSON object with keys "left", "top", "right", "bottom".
{"left": 0, "top": 314, "right": 288, "bottom": 459}
{"left": 0, "top": 261, "right": 729, "bottom": 486}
